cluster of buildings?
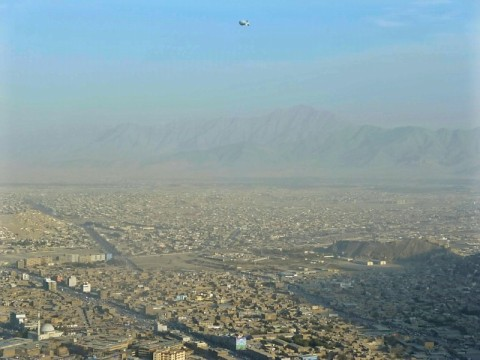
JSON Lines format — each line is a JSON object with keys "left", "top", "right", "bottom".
{"left": 296, "top": 252, "right": 480, "bottom": 359}
{"left": 16, "top": 252, "right": 113, "bottom": 269}
{"left": 7, "top": 187, "right": 477, "bottom": 258}
{"left": 0, "top": 263, "right": 392, "bottom": 359}
{"left": 0, "top": 206, "right": 95, "bottom": 254}
{"left": 0, "top": 186, "right": 479, "bottom": 359}
{"left": 2, "top": 187, "right": 480, "bottom": 266}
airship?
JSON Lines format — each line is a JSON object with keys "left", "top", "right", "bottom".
{"left": 239, "top": 20, "right": 250, "bottom": 26}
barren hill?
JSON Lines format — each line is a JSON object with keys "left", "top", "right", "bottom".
{"left": 326, "top": 238, "right": 445, "bottom": 261}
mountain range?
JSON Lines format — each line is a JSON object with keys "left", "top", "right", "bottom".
{"left": 3, "top": 105, "right": 479, "bottom": 183}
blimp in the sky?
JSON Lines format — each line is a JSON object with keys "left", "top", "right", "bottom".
{"left": 239, "top": 20, "right": 250, "bottom": 26}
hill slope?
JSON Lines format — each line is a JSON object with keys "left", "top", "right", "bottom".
{"left": 326, "top": 238, "right": 446, "bottom": 261}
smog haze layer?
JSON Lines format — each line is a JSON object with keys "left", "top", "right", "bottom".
{"left": 1, "top": 1, "right": 478, "bottom": 184}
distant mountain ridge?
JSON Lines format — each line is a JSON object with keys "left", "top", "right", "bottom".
{"left": 3, "top": 105, "right": 480, "bottom": 183}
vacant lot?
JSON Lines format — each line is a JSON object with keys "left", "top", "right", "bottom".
{"left": 130, "top": 252, "right": 232, "bottom": 271}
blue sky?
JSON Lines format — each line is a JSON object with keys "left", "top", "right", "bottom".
{"left": 1, "top": 0, "right": 478, "bottom": 128}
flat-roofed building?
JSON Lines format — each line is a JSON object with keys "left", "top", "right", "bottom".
{"left": 153, "top": 348, "right": 186, "bottom": 360}
{"left": 82, "top": 282, "right": 91, "bottom": 293}
{"left": 43, "top": 278, "right": 57, "bottom": 292}
{"left": 0, "top": 338, "right": 34, "bottom": 358}
{"left": 67, "top": 275, "right": 77, "bottom": 287}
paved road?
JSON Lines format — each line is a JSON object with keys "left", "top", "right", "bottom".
{"left": 25, "top": 199, "right": 141, "bottom": 271}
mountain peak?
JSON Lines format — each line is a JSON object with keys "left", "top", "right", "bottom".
{"left": 3, "top": 105, "right": 479, "bottom": 183}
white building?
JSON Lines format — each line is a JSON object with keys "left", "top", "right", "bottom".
{"left": 28, "top": 321, "right": 63, "bottom": 341}
{"left": 82, "top": 282, "right": 91, "bottom": 293}
{"left": 67, "top": 276, "right": 77, "bottom": 287}
{"left": 10, "top": 312, "right": 26, "bottom": 326}
{"left": 155, "top": 322, "right": 168, "bottom": 333}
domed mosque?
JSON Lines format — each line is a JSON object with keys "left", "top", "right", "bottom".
{"left": 28, "top": 315, "right": 63, "bottom": 341}
{"left": 41, "top": 323, "right": 56, "bottom": 334}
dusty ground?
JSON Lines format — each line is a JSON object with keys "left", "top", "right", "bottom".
{"left": 130, "top": 252, "right": 229, "bottom": 271}
{"left": 128, "top": 251, "right": 379, "bottom": 274}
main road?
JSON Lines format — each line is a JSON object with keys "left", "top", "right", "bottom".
{"left": 25, "top": 199, "right": 141, "bottom": 271}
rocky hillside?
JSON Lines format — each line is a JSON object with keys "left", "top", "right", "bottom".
{"left": 326, "top": 238, "right": 446, "bottom": 261}
{"left": 2, "top": 105, "right": 479, "bottom": 183}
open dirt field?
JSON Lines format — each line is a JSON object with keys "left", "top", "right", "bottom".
{"left": 130, "top": 252, "right": 231, "bottom": 271}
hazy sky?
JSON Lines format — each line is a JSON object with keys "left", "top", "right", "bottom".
{"left": 1, "top": 0, "right": 478, "bottom": 128}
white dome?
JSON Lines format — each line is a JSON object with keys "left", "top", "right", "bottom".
{"left": 41, "top": 323, "right": 55, "bottom": 333}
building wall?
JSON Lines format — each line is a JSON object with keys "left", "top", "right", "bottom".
{"left": 68, "top": 276, "right": 77, "bottom": 287}
{"left": 153, "top": 349, "right": 186, "bottom": 360}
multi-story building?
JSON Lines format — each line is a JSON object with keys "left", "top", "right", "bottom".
{"left": 10, "top": 312, "right": 27, "bottom": 327}
{"left": 153, "top": 349, "right": 186, "bottom": 360}
{"left": 43, "top": 278, "right": 57, "bottom": 292}
{"left": 18, "top": 257, "right": 53, "bottom": 269}
{"left": 67, "top": 276, "right": 77, "bottom": 287}
{"left": 82, "top": 282, "right": 91, "bottom": 293}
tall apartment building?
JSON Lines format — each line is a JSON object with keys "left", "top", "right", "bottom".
{"left": 43, "top": 278, "right": 57, "bottom": 292}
